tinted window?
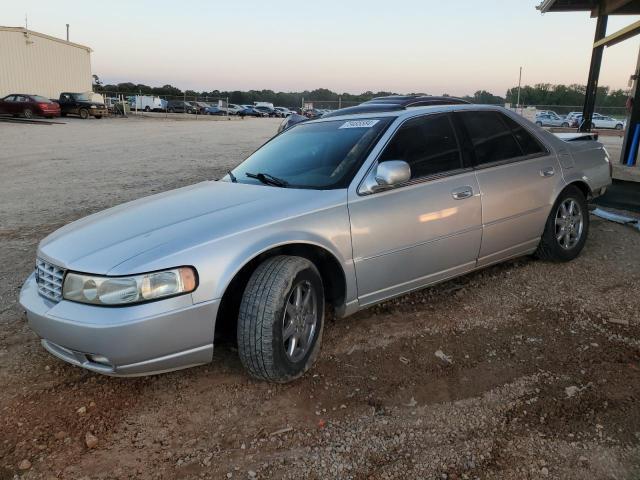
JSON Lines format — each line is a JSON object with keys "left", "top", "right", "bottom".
{"left": 501, "top": 114, "right": 545, "bottom": 156}
{"left": 229, "top": 118, "right": 392, "bottom": 189}
{"left": 459, "top": 111, "right": 522, "bottom": 165}
{"left": 379, "top": 114, "right": 462, "bottom": 179}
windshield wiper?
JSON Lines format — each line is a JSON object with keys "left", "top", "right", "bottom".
{"left": 245, "top": 172, "right": 289, "bottom": 187}
{"left": 227, "top": 170, "right": 237, "bottom": 182}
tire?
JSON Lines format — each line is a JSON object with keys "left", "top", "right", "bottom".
{"left": 237, "top": 256, "right": 324, "bottom": 383}
{"left": 23, "top": 108, "right": 33, "bottom": 119}
{"left": 61, "top": 113, "right": 67, "bottom": 117}
{"left": 535, "top": 185, "right": 589, "bottom": 262}
{"left": 615, "top": 124, "right": 623, "bottom": 130}
{"left": 561, "top": 122, "right": 569, "bottom": 127}
{"left": 168, "top": 108, "right": 175, "bottom": 113}
{"left": 79, "top": 108, "right": 89, "bottom": 119}
{"left": 535, "top": 121, "right": 543, "bottom": 127}
{"left": 94, "top": 115, "right": 102, "bottom": 119}
{"left": 144, "top": 106, "right": 150, "bottom": 112}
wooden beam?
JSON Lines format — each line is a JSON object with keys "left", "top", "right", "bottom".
{"left": 591, "top": 0, "right": 633, "bottom": 17}
{"left": 593, "top": 19, "right": 640, "bottom": 48}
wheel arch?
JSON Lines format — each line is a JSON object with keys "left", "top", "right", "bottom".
{"left": 214, "top": 241, "right": 348, "bottom": 342}
{"left": 564, "top": 180, "right": 592, "bottom": 200}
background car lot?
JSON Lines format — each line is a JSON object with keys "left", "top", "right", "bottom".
{"left": 1, "top": 117, "right": 639, "bottom": 479}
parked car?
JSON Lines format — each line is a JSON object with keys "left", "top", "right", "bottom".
{"left": 167, "top": 100, "right": 197, "bottom": 114}
{"left": 274, "top": 107, "right": 293, "bottom": 117}
{"left": 19, "top": 104, "right": 611, "bottom": 382}
{"left": 204, "top": 105, "right": 225, "bottom": 115}
{"left": 592, "top": 114, "right": 625, "bottom": 130}
{"left": 565, "top": 112, "right": 582, "bottom": 128}
{"left": 573, "top": 113, "right": 625, "bottom": 130}
{"left": 238, "top": 106, "right": 263, "bottom": 117}
{"left": 56, "top": 92, "right": 107, "bottom": 119}
{"left": 253, "top": 105, "right": 278, "bottom": 117}
{"left": 225, "top": 104, "right": 245, "bottom": 115}
{"left": 535, "top": 113, "right": 569, "bottom": 128}
{"left": 192, "top": 102, "right": 213, "bottom": 114}
{"left": 0, "top": 94, "right": 60, "bottom": 118}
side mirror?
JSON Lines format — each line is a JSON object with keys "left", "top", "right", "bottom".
{"left": 375, "top": 160, "right": 411, "bottom": 187}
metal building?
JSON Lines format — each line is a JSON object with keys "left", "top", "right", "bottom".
{"left": 0, "top": 26, "right": 93, "bottom": 99}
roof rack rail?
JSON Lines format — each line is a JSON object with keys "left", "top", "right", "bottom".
{"left": 322, "top": 95, "right": 469, "bottom": 118}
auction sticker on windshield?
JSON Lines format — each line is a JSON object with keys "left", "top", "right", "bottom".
{"left": 339, "top": 119, "right": 379, "bottom": 129}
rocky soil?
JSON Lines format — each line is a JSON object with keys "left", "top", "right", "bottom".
{"left": 1, "top": 117, "right": 639, "bottom": 479}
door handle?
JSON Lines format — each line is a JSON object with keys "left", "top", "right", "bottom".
{"left": 451, "top": 187, "right": 473, "bottom": 200}
{"left": 540, "top": 167, "right": 555, "bottom": 177}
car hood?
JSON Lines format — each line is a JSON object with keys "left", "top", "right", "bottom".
{"left": 38, "top": 181, "right": 344, "bottom": 275}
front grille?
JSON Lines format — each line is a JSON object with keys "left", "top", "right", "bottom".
{"left": 35, "top": 258, "right": 65, "bottom": 302}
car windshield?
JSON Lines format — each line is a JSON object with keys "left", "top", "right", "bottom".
{"left": 227, "top": 118, "right": 392, "bottom": 189}
{"left": 72, "top": 93, "right": 91, "bottom": 101}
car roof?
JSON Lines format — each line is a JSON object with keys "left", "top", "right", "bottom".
{"left": 322, "top": 95, "right": 469, "bottom": 118}
{"left": 309, "top": 103, "right": 513, "bottom": 124}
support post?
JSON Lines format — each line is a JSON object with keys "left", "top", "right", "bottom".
{"left": 580, "top": 12, "right": 608, "bottom": 132}
{"left": 621, "top": 46, "right": 640, "bottom": 165}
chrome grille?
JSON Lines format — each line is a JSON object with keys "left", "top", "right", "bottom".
{"left": 35, "top": 258, "right": 65, "bottom": 302}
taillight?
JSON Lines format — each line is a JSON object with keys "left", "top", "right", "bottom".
{"left": 38, "top": 103, "right": 49, "bottom": 109}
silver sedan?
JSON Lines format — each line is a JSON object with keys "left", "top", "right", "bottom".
{"left": 19, "top": 104, "right": 611, "bottom": 382}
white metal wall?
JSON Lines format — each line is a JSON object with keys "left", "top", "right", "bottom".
{"left": 0, "top": 29, "right": 92, "bottom": 99}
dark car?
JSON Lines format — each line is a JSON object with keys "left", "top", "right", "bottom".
{"left": 167, "top": 100, "right": 197, "bottom": 114}
{"left": 238, "top": 107, "right": 263, "bottom": 118}
{"left": 0, "top": 94, "right": 61, "bottom": 119}
{"left": 56, "top": 92, "right": 106, "bottom": 119}
{"left": 252, "top": 105, "right": 278, "bottom": 117}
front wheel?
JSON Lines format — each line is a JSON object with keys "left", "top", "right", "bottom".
{"left": 615, "top": 124, "right": 623, "bottom": 130}
{"left": 561, "top": 122, "right": 569, "bottom": 127}
{"left": 535, "top": 185, "right": 589, "bottom": 262}
{"left": 79, "top": 108, "right": 89, "bottom": 119}
{"left": 23, "top": 108, "right": 34, "bottom": 119}
{"left": 535, "top": 121, "right": 543, "bottom": 127}
{"left": 237, "top": 256, "right": 324, "bottom": 383}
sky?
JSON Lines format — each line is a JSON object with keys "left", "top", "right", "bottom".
{"left": 3, "top": 0, "right": 640, "bottom": 96}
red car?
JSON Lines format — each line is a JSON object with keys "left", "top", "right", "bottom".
{"left": 0, "top": 94, "right": 61, "bottom": 119}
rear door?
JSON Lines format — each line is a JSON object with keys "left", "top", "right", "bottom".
{"left": 0, "top": 95, "right": 15, "bottom": 114}
{"left": 454, "top": 110, "right": 563, "bottom": 266}
{"left": 348, "top": 113, "right": 482, "bottom": 306}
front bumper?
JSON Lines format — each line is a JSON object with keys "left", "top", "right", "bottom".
{"left": 19, "top": 273, "right": 219, "bottom": 376}
{"left": 89, "top": 108, "right": 107, "bottom": 117}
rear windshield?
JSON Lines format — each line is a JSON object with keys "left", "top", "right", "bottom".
{"left": 32, "top": 95, "right": 51, "bottom": 103}
{"left": 228, "top": 118, "right": 392, "bottom": 189}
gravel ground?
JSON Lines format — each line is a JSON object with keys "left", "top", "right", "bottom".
{"left": 1, "top": 116, "right": 639, "bottom": 480}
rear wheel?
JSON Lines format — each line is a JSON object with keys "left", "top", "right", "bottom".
{"left": 535, "top": 185, "right": 589, "bottom": 262}
{"left": 615, "top": 123, "right": 623, "bottom": 130}
{"left": 237, "top": 256, "right": 324, "bottom": 383}
{"left": 561, "top": 122, "right": 569, "bottom": 127}
{"left": 79, "top": 108, "right": 89, "bottom": 119}
{"left": 23, "top": 108, "right": 33, "bottom": 119}
{"left": 144, "top": 106, "right": 150, "bottom": 112}
{"left": 94, "top": 115, "right": 102, "bottom": 119}
{"left": 535, "top": 121, "right": 543, "bottom": 127}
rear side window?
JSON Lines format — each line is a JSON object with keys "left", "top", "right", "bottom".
{"left": 379, "top": 114, "right": 462, "bottom": 179}
{"left": 501, "top": 114, "right": 545, "bottom": 156}
{"left": 458, "top": 111, "right": 522, "bottom": 165}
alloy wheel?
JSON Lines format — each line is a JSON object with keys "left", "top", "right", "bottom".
{"left": 555, "top": 198, "right": 583, "bottom": 250}
{"left": 282, "top": 280, "right": 318, "bottom": 362}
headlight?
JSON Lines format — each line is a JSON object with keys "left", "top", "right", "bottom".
{"left": 62, "top": 267, "right": 197, "bottom": 306}
{"left": 90, "top": 105, "right": 97, "bottom": 108}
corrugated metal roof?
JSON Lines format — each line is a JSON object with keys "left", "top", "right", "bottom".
{"left": 537, "top": 0, "right": 640, "bottom": 14}
{"left": 0, "top": 26, "right": 92, "bottom": 52}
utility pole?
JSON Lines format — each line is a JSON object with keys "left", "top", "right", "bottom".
{"left": 516, "top": 66, "right": 522, "bottom": 113}
{"left": 66, "top": 24, "right": 69, "bottom": 41}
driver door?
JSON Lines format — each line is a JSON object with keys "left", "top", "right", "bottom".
{"left": 348, "top": 113, "right": 482, "bottom": 306}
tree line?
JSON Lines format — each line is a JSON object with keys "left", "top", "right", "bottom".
{"left": 93, "top": 79, "right": 629, "bottom": 109}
